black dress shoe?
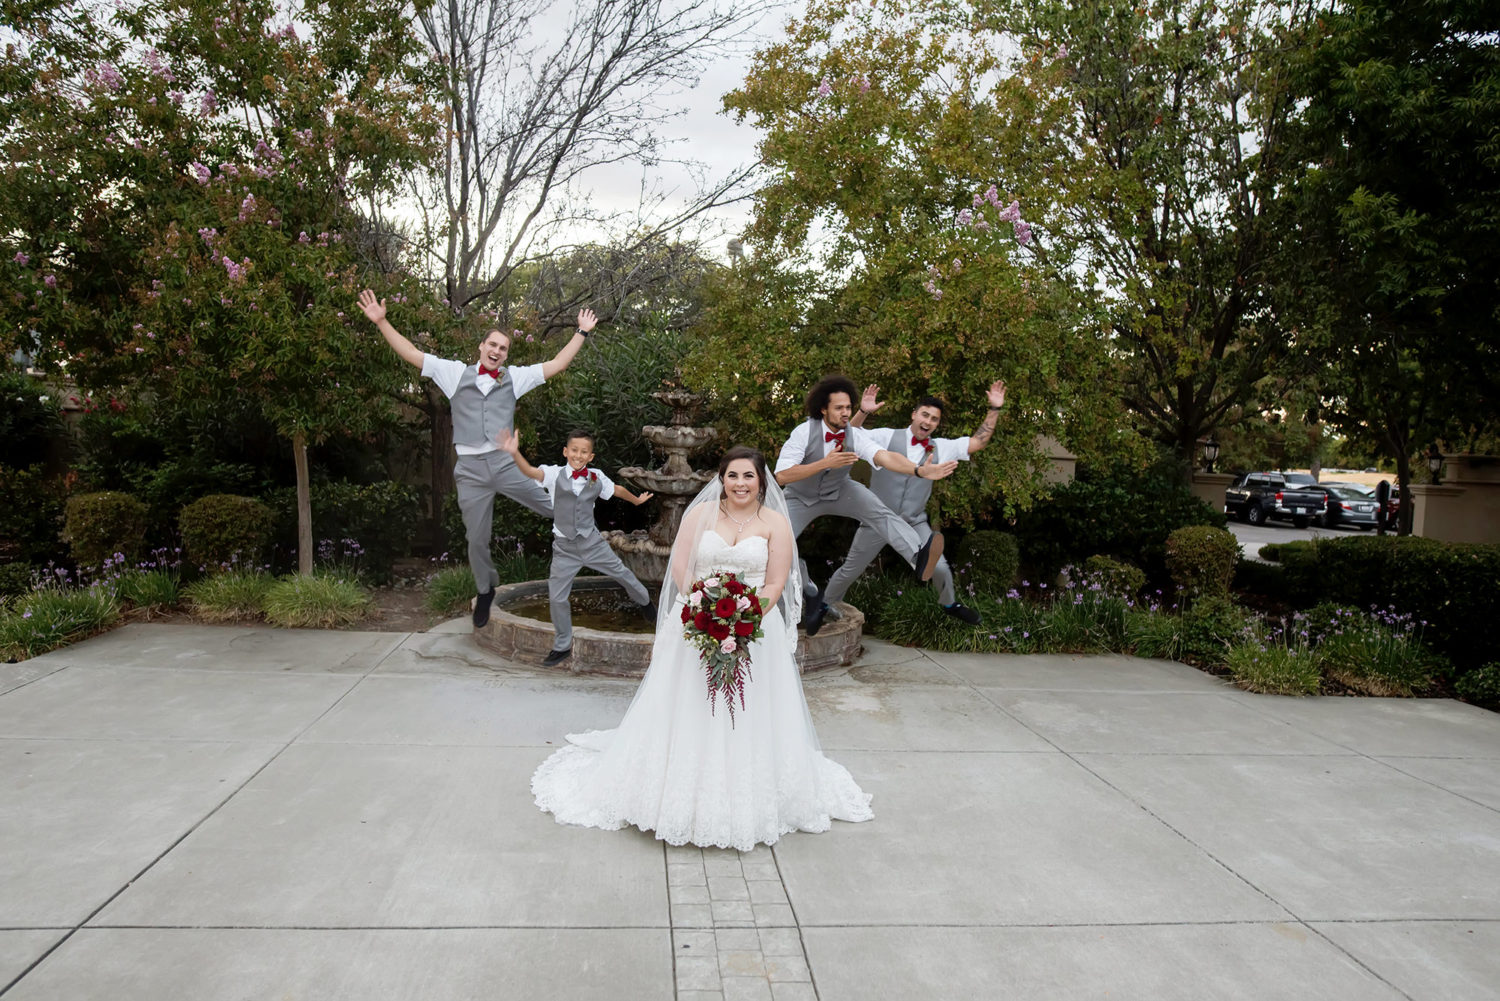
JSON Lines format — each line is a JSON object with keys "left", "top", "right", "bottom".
{"left": 542, "top": 646, "right": 572, "bottom": 666}
{"left": 942, "top": 602, "right": 982, "bottom": 625}
{"left": 804, "top": 603, "right": 831, "bottom": 637}
{"left": 913, "top": 531, "right": 945, "bottom": 582}
{"left": 473, "top": 588, "right": 496, "bottom": 628}
{"left": 639, "top": 601, "right": 658, "bottom": 622}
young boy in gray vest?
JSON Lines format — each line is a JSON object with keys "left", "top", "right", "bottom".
{"left": 357, "top": 289, "right": 596, "bottom": 629}
{"left": 774, "top": 374, "right": 959, "bottom": 636}
{"left": 824, "top": 380, "right": 1008, "bottom": 627}
{"left": 497, "top": 428, "right": 655, "bottom": 665}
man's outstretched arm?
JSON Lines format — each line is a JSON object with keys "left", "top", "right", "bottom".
{"left": 358, "top": 290, "right": 423, "bottom": 369}
{"left": 966, "top": 380, "right": 1007, "bottom": 455}
{"left": 540, "top": 308, "right": 598, "bottom": 380}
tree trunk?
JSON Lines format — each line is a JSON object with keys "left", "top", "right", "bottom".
{"left": 1393, "top": 451, "right": 1413, "bottom": 537}
{"left": 294, "top": 432, "right": 313, "bottom": 575}
{"left": 426, "top": 385, "right": 454, "bottom": 555}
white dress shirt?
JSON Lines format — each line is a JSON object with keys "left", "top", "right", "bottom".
{"left": 865, "top": 426, "right": 971, "bottom": 466}
{"left": 420, "top": 354, "right": 546, "bottom": 456}
{"left": 539, "top": 465, "right": 616, "bottom": 538}
{"left": 774, "top": 419, "right": 884, "bottom": 474}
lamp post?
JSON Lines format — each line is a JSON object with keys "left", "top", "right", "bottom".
{"left": 1427, "top": 444, "right": 1444, "bottom": 485}
{"left": 1202, "top": 436, "right": 1220, "bottom": 474}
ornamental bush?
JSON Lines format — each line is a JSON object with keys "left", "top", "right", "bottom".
{"left": 1083, "top": 554, "right": 1146, "bottom": 597}
{"left": 0, "top": 464, "right": 67, "bottom": 565}
{"left": 1010, "top": 459, "right": 1225, "bottom": 581}
{"left": 953, "top": 530, "right": 1020, "bottom": 596}
{"left": 1165, "top": 525, "right": 1239, "bottom": 599}
{"left": 62, "top": 492, "right": 148, "bottom": 569}
{"left": 179, "top": 494, "right": 275, "bottom": 571}
{"left": 1455, "top": 662, "right": 1500, "bottom": 708}
{"left": 271, "top": 481, "right": 422, "bottom": 584}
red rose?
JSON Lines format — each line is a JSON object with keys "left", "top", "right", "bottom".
{"left": 709, "top": 621, "right": 731, "bottom": 641}
{"left": 734, "top": 620, "right": 754, "bottom": 637}
{"left": 714, "top": 596, "right": 738, "bottom": 619}
{"left": 681, "top": 604, "right": 692, "bottom": 624}
{"left": 748, "top": 594, "right": 762, "bottom": 614}
{"left": 724, "top": 578, "right": 745, "bottom": 596}
{"left": 693, "top": 611, "right": 711, "bottom": 632}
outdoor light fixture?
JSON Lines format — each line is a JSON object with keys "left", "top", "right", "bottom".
{"left": 1427, "top": 444, "right": 1444, "bottom": 484}
{"left": 1202, "top": 436, "right": 1220, "bottom": 474}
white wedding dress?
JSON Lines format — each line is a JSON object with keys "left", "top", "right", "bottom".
{"left": 531, "top": 532, "right": 873, "bottom": 851}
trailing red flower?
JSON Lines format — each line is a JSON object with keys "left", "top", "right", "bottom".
{"left": 680, "top": 604, "right": 692, "bottom": 623}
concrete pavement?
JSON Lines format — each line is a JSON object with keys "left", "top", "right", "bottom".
{"left": 2, "top": 622, "right": 1499, "bottom": 1000}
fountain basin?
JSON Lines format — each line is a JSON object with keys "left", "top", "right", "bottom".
{"left": 474, "top": 576, "right": 864, "bottom": 677}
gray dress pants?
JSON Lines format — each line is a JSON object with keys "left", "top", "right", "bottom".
{"left": 454, "top": 452, "right": 554, "bottom": 593}
{"left": 786, "top": 481, "right": 923, "bottom": 595}
{"left": 549, "top": 532, "right": 650, "bottom": 651}
{"left": 823, "top": 514, "right": 956, "bottom": 607}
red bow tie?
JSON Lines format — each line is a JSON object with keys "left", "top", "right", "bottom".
{"left": 571, "top": 468, "right": 591, "bottom": 480}
{"left": 478, "top": 365, "right": 501, "bottom": 380}
{"left": 912, "top": 435, "right": 933, "bottom": 449}
{"left": 825, "top": 430, "right": 845, "bottom": 445}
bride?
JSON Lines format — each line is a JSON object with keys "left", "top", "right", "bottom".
{"left": 531, "top": 445, "right": 873, "bottom": 851}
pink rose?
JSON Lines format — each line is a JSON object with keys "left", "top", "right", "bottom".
{"left": 719, "top": 638, "right": 737, "bottom": 654}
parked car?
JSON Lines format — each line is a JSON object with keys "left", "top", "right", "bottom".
{"left": 1324, "top": 480, "right": 1400, "bottom": 525}
{"left": 1306, "top": 485, "right": 1378, "bottom": 529}
{"left": 1224, "top": 472, "right": 1328, "bottom": 528}
{"left": 1278, "top": 471, "right": 1317, "bottom": 486}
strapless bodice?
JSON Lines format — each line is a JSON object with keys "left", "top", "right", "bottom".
{"left": 692, "top": 533, "right": 769, "bottom": 589}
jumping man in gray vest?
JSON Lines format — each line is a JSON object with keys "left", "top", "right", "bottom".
{"left": 774, "top": 375, "right": 958, "bottom": 636}
{"left": 827, "top": 380, "right": 1008, "bottom": 626}
{"left": 498, "top": 428, "right": 655, "bottom": 665}
{"left": 357, "top": 289, "right": 595, "bottom": 627}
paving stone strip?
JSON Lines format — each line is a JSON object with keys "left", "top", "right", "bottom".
{"left": 667, "top": 844, "right": 817, "bottom": 1001}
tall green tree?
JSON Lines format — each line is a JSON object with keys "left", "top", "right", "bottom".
{"left": 1, "top": 0, "right": 441, "bottom": 570}
{"left": 694, "top": 0, "right": 1122, "bottom": 524}
{"left": 1282, "top": 0, "right": 1500, "bottom": 530}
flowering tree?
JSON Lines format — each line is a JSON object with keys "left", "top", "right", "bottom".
{"left": 1, "top": 0, "right": 441, "bottom": 571}
{"left": 686, "top": 0, "right": 1121, "bottom": 523}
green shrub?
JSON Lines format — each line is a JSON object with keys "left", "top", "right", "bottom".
{"left": 1125, "top": 608, "right": 1185, "bottom": 661}
{"left": 863, "top": 584, "right": 971, "bottom": 649}
{"left": 1165, "top": 525, "right": 1239, "bottom": 599}
{"left": 1232, "top": 558, "right": 1288, "bottom": 602}
{"left": 0, "top": 585, "right": 120, "bottom": 661}
{"left": 1083, "top": 555, "right": 1146, "bottom": 597}
{"left": 182, "top": 571, "right": 274, "bottom": 621}
{"left": 0, "top": 562, "right": 34, "bottom": 600}
{"left": 179, "top": 494, "right": 275, "bottom": 571}
{"left": 953, "top": 530, "right": 1020, "bottom": 596}
{"left": 262, "top": 573, "right": 371, "bottom": 628}
{"left": 441, "top": 488, "right": 555, "bottom": 572}
{"left": 0, "top": 465, "right": 68, "bottom": 565}
{"left": 62, "top": 491, "right": 149, "bottom": 569}
{"left": 273, "top": 481, "right": 421, "bottom": 584}
{"left": 1306, "top": 604, "right": 1436, "bottom": 697}
{"left": 1455, "top": 662, "right": 1500, "bottom": 707}
{"left": 0, "top": 366, "right": 64, "bottom": 469}
{"left": 425, "top": 564, "right": 479, "bottom": 614}
{"left": 1043, "top": 582, "right": 1129, "bottom": 652}
{"left": 1178, "top": 594, "right": 1251, "bottom": 668}
{"left": 115, "top": 569, "right": 180, "bottom": 613}
{"left": 1225, "top": 641, "right": 1322, "bottom": 695}
{"left": 1010, "top": 458, "right": 1226, "bottom": 580}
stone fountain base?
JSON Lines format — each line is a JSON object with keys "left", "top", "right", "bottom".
{"left": 473, "top": 576, "right": 863, "bottom": 677}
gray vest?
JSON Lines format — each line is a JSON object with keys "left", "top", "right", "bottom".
{"left": 783, "top": 420, "right": 854, "bottom": 502}
{"left": 552, "top": 471, "right": 603, "bottom": 539}
{"left": 870, "top": 427, "right": 934, "bottom": 519}
{"left": 449, "top": 365, "right": 518, "bottom": 450}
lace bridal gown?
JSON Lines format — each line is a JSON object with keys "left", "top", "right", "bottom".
{"left": 531, "top": 531, "right": 873, "bottom": 851}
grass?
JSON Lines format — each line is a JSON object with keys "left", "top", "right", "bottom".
{"left": 1309, "top": 605, "right": 1437, "bottom": 696}
{"left": 1225, "top": 641, "right": 1323, "bottom": 695}
{"left": 182, "top": 571, "right": 275, "bottom": 621}
{"left": 115, "top": 568, "right": 180, "bottom": 613}
{"left": 262, "top": 573, "right": 371, "bottom": 628}
{"left": 425, "top": 564, "right": 478, "bottom": 614}
{"left": 0, "top": 585, "right": 121, "bottom": 661}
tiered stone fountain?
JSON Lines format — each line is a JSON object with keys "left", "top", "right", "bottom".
{"left": 474, "top": 387, "right": 863, "bottom": 675}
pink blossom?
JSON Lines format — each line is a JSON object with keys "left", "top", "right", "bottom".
{"left": 703, "top": 577, "right": 720, "bottom": 589}
{"left": 736, "top": 595, "right": 751, "bottom": 611}
{"left": 238, "top": 193, "right": 256, "bottom": 221}
{"left": 817, "top": 76, "right": 832, "bottom": 98}
{"left": 44, "top": 274, "right": 57, "bottom": 287}
{"left": 525, "top": 334, "right": 534, "bottom": 342}
{"left": 1056, "top": 44, "right": 1069, "bottom": 59}
{"left": 297, "top": 231, "right": 310, "bottom": 243}
{"left": 279, "top": 24, "right": 298, "bottom": 40}
{"left": 189, "top": 162, "right": 211, "bottom": 184}
{"left": 952, "top": 257, "right": 962, "bottom": 272}
{"left": 973, "top": 192, "right": 984, "bottom": 209}
{"left": 957, "top": 208, "right": 973, "bottom": 226}
{"left": 199, "top": 90, "right": 217, "bottom": 115}
{"left": 975, "top": 219, "right": 990, "bottom": 232}
{"left": 198, "top": 227, "right": 218, "bottom": 245}
{"left": 998, "top": 199, "right": 1021, "bottom": 223}
{"left": 923, "top": 279, "right": 942, "bottom": 300}
{"left": 221, "top": 256, "right": 249, "bottom": 283}
{"left": 143, "top": 49, "right": 174, "bottom": 82}
{"left": 94, "top": 63, "right": 124, "bottom": 91}
{"left": 985, "top": 185, "right": 1001, "bottom": 207}
{"left": 253, "top": 139, "right": 284, "bottom": 164}
{"left": 13, "top": 252, "right": 28, "bottom": 266}
{"left": 858, "top": 75, "right": 871, "bottom": 94}
{"left": 218, "top": 162, "right": 238, "bottom": 177}
{"left": 719, "top": 637, "right": 737, "bottom": 654}
{"left": 1014, "top": 220, "right": 1033, "bottom": 245}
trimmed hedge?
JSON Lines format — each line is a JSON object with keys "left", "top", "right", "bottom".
{"left": 1010, "top": 460, "right": 1225, "bottom": 581}
{"left": 1083, "top": 554, "right": 1146, "bottom": 597}
{"left": 62, "top": 491, "right": 148, "bottom": 568}
{"left": 1165, "top": 525, "right": 1239, "bottom": 599}
{"left": 179, "top": 494, "right": 275, "bottom": 570}
{"left": 953, "top": 530, "right": 1020, "bottom": 596}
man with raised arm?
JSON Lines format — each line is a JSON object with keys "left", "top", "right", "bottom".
{"left": 827, "top": 380, "right": 1008, "bottom": 626}
{"left": 357, "top": 289, "right": 596, "bottom": 628}
{"left": 774, "top": 374, "right": 958, "bottom": 636}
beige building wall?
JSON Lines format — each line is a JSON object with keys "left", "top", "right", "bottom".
{"left": 1410, "top": 455, "right": 1500, "bottom": 544}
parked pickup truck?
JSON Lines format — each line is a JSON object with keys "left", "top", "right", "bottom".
{"left": 1224, "top": 472, "right": 1328, "bottom": 528}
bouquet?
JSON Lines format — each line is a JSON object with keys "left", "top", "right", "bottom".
{"left": 680, "top": 570, "right": 764, "bottom": 725}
